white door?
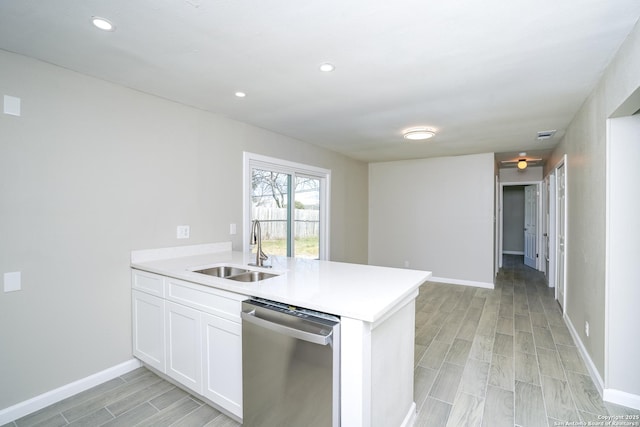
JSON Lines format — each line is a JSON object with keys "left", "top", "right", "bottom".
{"left": 547, "top": 174, "right": 557, "bottom": 288}
{"left": 493, "top": 175, "right": 503, "bottom": 272}
{"left": 543, "top": 177, "right": 550, "bottom": 277}
{"left": 557, "top": 163, "right": 566, "bottom": 309}
{"left": 524, "top": 185, "right": 537, "bottom": 268}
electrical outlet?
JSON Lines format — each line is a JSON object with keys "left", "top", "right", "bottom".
{"left": 585, "top": 321, "right": 590, "bottom": 337}
{"left": 177, "top": 225, "right": 190, "bottom": 239}
{"left": 404, "top": 260, "right": 410, "bottom": 268}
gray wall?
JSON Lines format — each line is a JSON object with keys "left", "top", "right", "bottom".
{"left": 503, "top": 186, "right": 524, "bottom": 253}
{"left": 607, "top": 113, "right": 640, "bottom": 397}
{"left": 499, "top": 166, "right": 542, "bottom": 183}
{"left": 0, "top": 50, "right": 368, "bottom": 409}
{"left": 368, "top": 153, "right": 495, "bottom": 286}
{"left": 546, "top": 19, "right": 640, "bottom": 382}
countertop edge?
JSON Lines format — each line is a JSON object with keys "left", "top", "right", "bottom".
{"left": 131, "top": 247, "right": 432, "bottom": 323}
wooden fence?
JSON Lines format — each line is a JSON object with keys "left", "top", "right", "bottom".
{"left": 253, "top": 207, "right": 319, "bottom": 239}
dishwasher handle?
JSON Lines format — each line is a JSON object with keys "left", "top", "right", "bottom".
{"left": 241, "top": 310, "right": 333, "bottom": 346}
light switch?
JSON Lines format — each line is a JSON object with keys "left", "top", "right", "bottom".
{"left": 3, "top": 95, "right": 21, "bottom": 116}
{"left": 4, "top": 272, "right": 21, "bottom": 292}
{"left": 230, "top": 223, "right": 237, "bottom": 235}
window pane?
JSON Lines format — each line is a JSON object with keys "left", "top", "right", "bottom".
{"left": 246, "top": 153, "right": 328, "bottom": 260}
{"left": 294, "top": 176, "right": 320, "bottom": 259}
{"left": 251, "top": 169, "right": 289, "bottom": 257}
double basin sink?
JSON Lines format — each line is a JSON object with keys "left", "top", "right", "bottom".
{"left": 192, "top": 265, "right": 279, "bottom": 283}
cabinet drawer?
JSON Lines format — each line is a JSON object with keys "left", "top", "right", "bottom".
{"left": 167, "top": 278, "right": 245, "bottom": 323}
{"left": 132, "top": 270, "right": 165, "bottom": 297}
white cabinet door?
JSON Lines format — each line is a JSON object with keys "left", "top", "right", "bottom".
{"left": 132, "top": 290, "right": 165, "bottom": 373}
{"left": 201, "top": 313, "right": 243, "bottom": 418}
{"left": 166, "top": 301, "right": 202, "bottom": 392}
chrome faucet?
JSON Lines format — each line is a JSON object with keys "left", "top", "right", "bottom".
{"left": 249, "top": 220, "right": 270, "bottom": 268}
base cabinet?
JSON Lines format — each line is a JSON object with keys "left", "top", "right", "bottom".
{"left": 132, "top": 270, "right": 245, "bottom": 419}
{"left": 202, "top": 313, "right": 243, "bottom": 418}
{"left": 132, "top": 290, "right": 165, "bottom": 373}
{"left": 166, "top": 301, "right": 202, "bottom": 392}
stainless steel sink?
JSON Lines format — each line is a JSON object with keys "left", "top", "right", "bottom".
{"left": 193, "top": 266, "right": 249, "bottom": 278}
{"left": 191, "top": 265, "right": 279, "bottom": 282}
{"left": 225, "top": 271, "right": 279, "bottom": 282}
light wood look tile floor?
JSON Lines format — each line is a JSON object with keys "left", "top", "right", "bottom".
{"left": 414, "top": 255, "right": 640, "bottom": 427}
{"left": 4, "top": 255, "right": 639, "bottom": 427}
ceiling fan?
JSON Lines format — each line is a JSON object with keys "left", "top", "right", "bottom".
{"left": 500, "top": 152, "right": 542, "bottom": 170}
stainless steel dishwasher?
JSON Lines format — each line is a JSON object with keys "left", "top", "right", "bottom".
{"left": 241, "top": 298, "right": 340, "bottom": 427}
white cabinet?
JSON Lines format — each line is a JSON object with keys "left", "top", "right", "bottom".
{"left": 202, "top": 313, "right": 243, "bottom": 417}
{"left": 131, "top": 269, "right": 245, "bottom": 419}
{"left": 132, "top": 290, "right": 165, "bottom": 373}
{"left": 132, "top": 270, "right": 166, "bottom": 373}
{"left": 166, "top": 301, "right": 202, "bottom": 392}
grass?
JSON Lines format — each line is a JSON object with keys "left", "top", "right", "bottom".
{"left": 259, "top": 237, "right": 319, "bottom": 258}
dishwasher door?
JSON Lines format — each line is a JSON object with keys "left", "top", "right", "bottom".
{"left": 241, "top": 299, "right": 340, "bottom": 427}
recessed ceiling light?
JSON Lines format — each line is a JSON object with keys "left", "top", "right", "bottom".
{"left": 91, "top": 16, "right": 115, "bottom": 31}
{"left": 235, "top": 92, "right": 246, "bottom": 98}
{"left": 319, "top": 63, "right": 335, "bottom": 72}
{"left": 403, "top": 127, "right": 436, "bottom": 141}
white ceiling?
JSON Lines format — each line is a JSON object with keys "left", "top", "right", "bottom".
{"left": 1, "top": 0, "right": 639, "bottom": 163}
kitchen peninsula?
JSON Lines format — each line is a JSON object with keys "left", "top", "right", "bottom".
{"left": 131, "top": 243, "right": 431, "bottom": 427}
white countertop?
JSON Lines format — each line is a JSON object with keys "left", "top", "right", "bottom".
{"left": 131, "top": 243, "right": 431, "bottom": 323}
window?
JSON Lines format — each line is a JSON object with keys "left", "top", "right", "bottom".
{"left": 243, "top": 153, "right": 330, "bottom": 260}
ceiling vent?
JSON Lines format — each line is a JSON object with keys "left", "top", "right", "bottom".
{"left": 537, "top": 130, "right": 556, "bottom": 140}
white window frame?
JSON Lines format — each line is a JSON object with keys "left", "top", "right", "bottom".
{"left": 243, "top": 152, "right": 331, "bottom": 260}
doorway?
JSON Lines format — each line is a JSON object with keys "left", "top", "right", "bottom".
{"left": 498, "top": 181, "right": 542, "bottom": 270}
{"left": 502, "top": 185, "right": 525, "bottom": 256}
{"left": 605, "top": 92, "right": 640, "bottom": 403}
{"left": 243, "top": 152, "right": 331, "bottom": 260}
{"left": 542, "top": 155, "right": 567, "bottom": 310}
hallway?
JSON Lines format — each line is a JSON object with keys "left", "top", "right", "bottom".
{"left": 413, "top": 255, "right": 640, "bottom": 426}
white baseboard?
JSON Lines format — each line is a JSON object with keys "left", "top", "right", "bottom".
{"left": 502, "top": 251, "right": 525, "bottom": 255}
{"left": 0, "top": 359, "right": 142, "bottom": 425}
{"left": 603, "top": 388, "right": 640, "bottom": 411}
{"left": 564, "top": 314, "right": 605, "bottom": 395}
{"left": 429, "top": 276, "right": 494, "bottom": 289}
{"left": 401, "top": 402, "right": 417, "bottom": 427}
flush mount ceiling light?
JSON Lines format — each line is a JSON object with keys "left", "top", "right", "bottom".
{"left": 319, "top": 63, "right": 335, "bottom": 72}
{"left": 517, "top": 159, "right": 528, "bottom": 170}
{"left": 517, "top": 152, "right": 528, "bottom": 170}
{"left": 235, "top": 91, "right": 246, "bottom": 98}
{"left": 403, "top": 127, "right": 436, "bottom": 141}
{"left": 91, "top": 16, "right": 115, "bottom": 31}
